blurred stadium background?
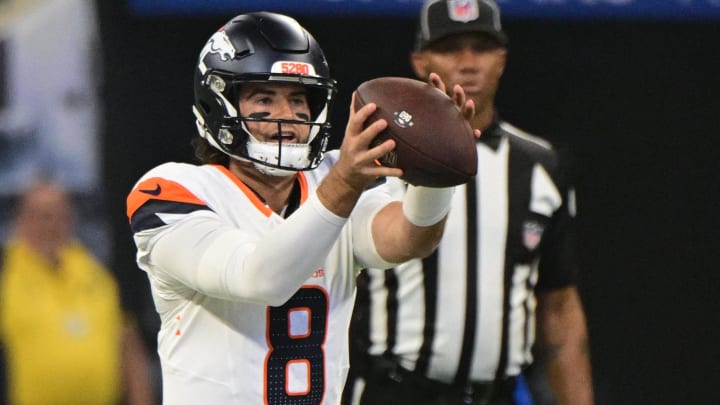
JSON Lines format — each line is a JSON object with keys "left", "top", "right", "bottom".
{"left": 2, "top": 1, "right": 718, "bottom": 403}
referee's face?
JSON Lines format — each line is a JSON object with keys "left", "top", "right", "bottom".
{"left": 411, "top": 32, "right": 507, "bottom": 115}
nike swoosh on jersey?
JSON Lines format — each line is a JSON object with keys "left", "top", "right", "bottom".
{"left": 127, "top": 177, "right": 210, "bottom": 233}
{"left": 139, "top": 184, "right": 162, "bottom": 196}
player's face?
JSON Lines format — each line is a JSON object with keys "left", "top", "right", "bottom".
{"left": 412, "top": 32, "right": 507, "bottom": 113}
{"left": 238, "top": 83, "right": 312, "bottom": 143}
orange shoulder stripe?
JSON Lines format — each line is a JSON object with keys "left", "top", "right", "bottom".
{"left": 126, "top": 177, "right": 206, "bottom": 221}
{"left": 208, "top": 165, "right": 310, "bottom": 217}
{"left": 211, "top": 165, "right": 274, "bottom": 217}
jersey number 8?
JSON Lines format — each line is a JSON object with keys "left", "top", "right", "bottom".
{"left": 266, "top": 286, "right": 328, "bottom": 404}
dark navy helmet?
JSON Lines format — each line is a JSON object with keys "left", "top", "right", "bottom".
{"left": 193, "top": 12, "right": 338, "bottom": 174}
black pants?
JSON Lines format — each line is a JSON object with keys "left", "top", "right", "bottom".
{"left": 353, "top": 358, "right": 516, "bottom": 405}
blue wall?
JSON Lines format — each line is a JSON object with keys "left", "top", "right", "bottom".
{"left": 127, "top": 0, "right": 720, "bottom": 19}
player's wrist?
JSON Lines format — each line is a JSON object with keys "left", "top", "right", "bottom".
{"left": 402, "top": 185, "right": 455, "bottom": 227}
{"left": 316, "top": 169, "right": 364, "bottom": 218}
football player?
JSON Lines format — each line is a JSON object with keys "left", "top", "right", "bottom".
{"left": 126, "top": 12, "right": 473, "bottom": 405}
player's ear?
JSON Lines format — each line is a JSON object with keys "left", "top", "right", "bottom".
{"left": 410, "top": 52, "right": 429, "bottom": 79}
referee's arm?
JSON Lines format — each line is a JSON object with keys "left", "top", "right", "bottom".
{"left": 536, "top": 286, "right": 594, "bottom": 405}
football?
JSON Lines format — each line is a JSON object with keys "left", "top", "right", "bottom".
{"left": 354, "top": 76, "right": 477, "bottom": 187}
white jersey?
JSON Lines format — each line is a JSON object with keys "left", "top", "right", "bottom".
{"left": 126, "top": 151, "right": 395, "bottom": 405}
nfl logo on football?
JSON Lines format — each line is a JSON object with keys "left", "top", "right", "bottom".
{"left": 448, "top": 0, "right": 480, "bottom": 22}
{"left": 393, "top": 110, "right": 414, "bottom": 128}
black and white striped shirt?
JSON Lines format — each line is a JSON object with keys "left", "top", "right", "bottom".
{"left": 350, "top": 116, "right": 578, "bottom": 385}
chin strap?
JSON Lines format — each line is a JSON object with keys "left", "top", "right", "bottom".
{"left": 252, "top": 163, "right": 296, "bottom": 177}
{"left": 245, "top": 136, "right": 312, "bottom": 177}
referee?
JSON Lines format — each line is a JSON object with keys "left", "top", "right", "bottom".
{"left": 343, "top": 1, "right": 594, "bottom": 404}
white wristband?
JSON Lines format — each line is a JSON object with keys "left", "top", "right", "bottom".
{"left": 402, "top": 185, "right": 455, "bottom": 226}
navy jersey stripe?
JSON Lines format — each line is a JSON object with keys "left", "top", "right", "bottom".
{"left": 130, "top": 199, "right": 211, "bottom": 233}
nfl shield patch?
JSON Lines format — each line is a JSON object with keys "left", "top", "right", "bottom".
{"left": 448, "top": 0, "right": 480, "bottom": 22}
{"left": 522, "top": 221, "right": 544, "bottom": 251}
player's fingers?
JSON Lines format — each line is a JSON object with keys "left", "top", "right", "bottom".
{"left": 461, "top": 99, "right": 482, "bottom": 139}
{"left": 358, "top": 120, "right": 387, "bottom": 152}
{"left": 363, "top": 165, "right": 403, "bottom": 179}
{"left": 363, "top": 139, "right": 404, "bottom": 178}
{"left": 336, "top": 136, "right": 399, "bottom": 185}
{"left": 347, "top": 93, "right": 373, "bottom": 129}
{"left": 339, "top": 114, "right": 388, "bottom": 169}
{"left": 347, "top": 98, "right": 384, "bottom": 140}
{"left": 367, "top": 138, "right": 395, "bottom": 162}
{"left": 428, "top": 73, "right": 446, "bottom": 94}
{"left": 462, "top": 99, "right": 476, "bottom": 121}
{"left": 452, "top": 84, "right": 466, "bottom": 110}
{"left": 349, "top": 92, "right": 358, "bottom": 116}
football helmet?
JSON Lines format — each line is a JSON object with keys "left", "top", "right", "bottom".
{"left": 193, "top": 12, "right": 338, "bottom": 175}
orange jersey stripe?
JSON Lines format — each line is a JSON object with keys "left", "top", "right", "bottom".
{"left": 126, "top": 177, "right": 206, "bottom": 221}
{"left": 211, "top": 165, "right": 272, "bottom": 217}
{"left": 210, "top": 165, "right": 310, "bottom": 217}
{"left": 297, "top": 171, "right": 309, "bottom": 204}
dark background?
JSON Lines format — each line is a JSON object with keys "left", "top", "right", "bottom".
{"left": 97, "top": 2, "right": 720, "bottom": 404}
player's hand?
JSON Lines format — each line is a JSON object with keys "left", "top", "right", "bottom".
{"left": 428, "top": 73, "right": 481, "bottom": 139}
{"left": 335, "top": 93, "right": 404, "bottom": 188}
{"left": 316, "top": 93, "right": 403, "bottom": 217}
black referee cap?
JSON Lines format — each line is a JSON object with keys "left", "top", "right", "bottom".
{"left": 415, "top": 0, "right": 509, "bottom": 51}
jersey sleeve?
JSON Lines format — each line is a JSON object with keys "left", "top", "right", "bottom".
{"left": 536, "top": 184, "right": 580, "bottom": 291}
{"left": 350, "top": 178, "right": 403, "bottom": 270}
{"left": 127, "top": 164, "right": 348, "bottom": 307}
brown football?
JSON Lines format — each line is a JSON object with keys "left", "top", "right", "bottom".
{"left": 354, "top": 77, "right": 477, "bottom": 187}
